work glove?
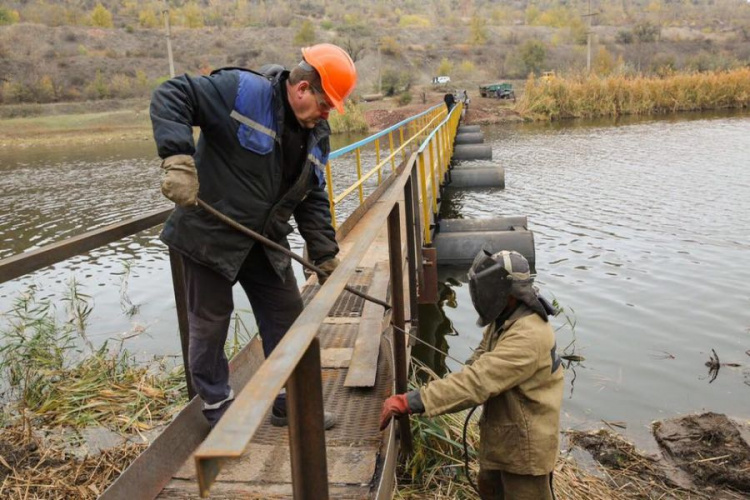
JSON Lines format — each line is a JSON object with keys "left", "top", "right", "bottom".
{"left": 316, "top": 257, "right": 340, "bottom": 285}
{"left": 379, "top": 394, "right": 413, "bottom": 431}
{"left": 161, "top": 154, "right": 199, "bottom": 207}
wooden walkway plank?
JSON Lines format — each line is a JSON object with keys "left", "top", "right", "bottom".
{"left": 345, "top": 261, "right": 391, "bottom": 387}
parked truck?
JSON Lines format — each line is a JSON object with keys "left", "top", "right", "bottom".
{"left": 479, "top": 82, "right": 515, "bottom": 100}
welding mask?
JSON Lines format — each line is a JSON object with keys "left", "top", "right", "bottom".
{"left": 468, "top": 250, "right": 514, "bottom": 327}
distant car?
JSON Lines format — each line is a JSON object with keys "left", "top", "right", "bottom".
{"left": 432, "top": 76, "right": 451, "bottom": 85}
{"left": 479, "top": 82, "right": 515, "bottom": 100}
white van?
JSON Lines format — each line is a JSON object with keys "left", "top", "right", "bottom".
{"left": 432, "top": 76, "right": 451, "bottom": 85}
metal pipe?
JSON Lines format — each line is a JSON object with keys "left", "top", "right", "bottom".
{"left": 195, "top": 198, "right": 391, "bottom": 311}
{"left": 403, "top": 176, "right": 419, "bottom": 331}
{"left": 387, "top": 204, "right": 412, "bottom": 454}
{"left": 287, "top": 338, "right": 330, "bottom": 500}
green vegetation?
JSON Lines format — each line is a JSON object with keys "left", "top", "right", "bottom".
{"left": 0, "top": 283, "right": 188, "bottom": 432}
{"left": 294, "top": 19, "right": 316, "bottom": 46}
{"left": 0, "top": 6, "right": 20, "bottom": 25}
{"left": 90, "top": 3, "right": 113, "bottom": 28}
{"left": 327, "top": 100, "right": 369, "bottom": 133}
{"left": 516, "top": 68, "right": 750, "bottom": 121}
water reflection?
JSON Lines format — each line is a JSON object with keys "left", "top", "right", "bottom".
{"left": 414, "top": 282, "right": 458, "bottom": 380}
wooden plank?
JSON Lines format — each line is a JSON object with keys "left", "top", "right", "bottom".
{"left": 322, "top": 317, "right": 360, "bottom": 325}
{"left": 344, "top": 261, "right": 390, "bottom": 387}
{"left": 320, "top": 348, "right": 353, "bottom": 368}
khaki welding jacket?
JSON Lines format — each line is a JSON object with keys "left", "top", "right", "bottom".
{"left": 420, "top": 305, "right": 564, "bottom": 475}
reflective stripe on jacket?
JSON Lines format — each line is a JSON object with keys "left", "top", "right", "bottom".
{"left": 150, "top": 68, "right": 337, "bottom": 281}
{"left": 419, "top": 305, "right": 564, "bottom": 475}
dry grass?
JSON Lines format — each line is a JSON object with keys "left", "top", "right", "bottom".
{"left": 516, "top": 68, "right": 750, "bottom": 121}
{"left": 0, "top": 422, "right": 145, "bottom": 499}
{"left": 396, "top": 361, "right": 744, "bottom": 499}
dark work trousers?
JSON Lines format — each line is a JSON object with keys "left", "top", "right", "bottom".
{"left": 477, "top": 469, "right": 555, "bottom": 500}
{"left": 182, "top": 244, "right": 304, "bottom": 424}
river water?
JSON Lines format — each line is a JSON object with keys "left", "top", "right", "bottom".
{"left": 1, "top": 112, "right": 749, "bottom": 446}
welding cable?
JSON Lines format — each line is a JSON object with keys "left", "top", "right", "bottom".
{"left": 388, "top": 322, "right": 480, "bottom": 494}
{"left": 196, "top": 198, "right": 390, "bottom": 310}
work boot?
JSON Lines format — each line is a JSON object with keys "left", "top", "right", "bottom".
{"left": 270, "top": 405, "right": 336, "bottom": 430}
{"left": 203, "top": 390, "right": 235, "bottom": 428}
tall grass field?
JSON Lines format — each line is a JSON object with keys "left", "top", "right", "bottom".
{"left": 516, "top": 68, "right": 750, "bottom": 121}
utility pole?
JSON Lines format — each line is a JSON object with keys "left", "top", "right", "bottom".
{"left": 377, "top": 46, "right": 382, "bottom": 95}
{"left": 163, "top": 2, "right": 175, "bottom": 78}
{"left": 583, "top": 0, "right": 598, "bottom": 74}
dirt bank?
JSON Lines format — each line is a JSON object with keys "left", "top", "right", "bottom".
{"left": 362, "top": 87, "right": 523, "bottom": 132}
{"left": 568, "top": 412, "right": 750, "bottom": 499}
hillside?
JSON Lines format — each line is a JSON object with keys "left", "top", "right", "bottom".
{"left": 1, "top": 0, "right": 749, "bottom": 108}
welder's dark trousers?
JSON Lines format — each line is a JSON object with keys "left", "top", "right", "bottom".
{"left": 181, "top": 245, "right": 303, "bottom": 426}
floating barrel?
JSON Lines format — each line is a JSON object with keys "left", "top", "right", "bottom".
{"left": 453, "top": 144, "right": 492, "bottom": 161}
{"left": 457, "top": 125, "right": 481, "bottom": 134}
{"left": 439, "top": 216, "right": 527, "bottom": 233}
{"left": 454, "top": 133, "right": 484, "bottom": 145}
{"left": 448, "top": 166, "right": 504, "bottom": 188}
{"left": 434, "top": 229, "right": 536, "bottom": 272}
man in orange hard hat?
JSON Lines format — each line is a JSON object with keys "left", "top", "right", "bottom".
{"left": 150, "top": 44, "right": 357, "bottom": 428}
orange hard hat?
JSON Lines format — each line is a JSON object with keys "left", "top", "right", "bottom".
{"left": 301, "top": 43, "right": 357, "bottom": 114}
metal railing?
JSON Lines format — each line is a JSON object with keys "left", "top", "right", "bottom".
{"left": 0, "top": 100, "right": 464, "bottom": 499}
{"left": 325, "top": 104, "right": 446, "bottom": 229}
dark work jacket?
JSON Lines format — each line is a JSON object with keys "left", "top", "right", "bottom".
{"left": 150, "top": 67, "right": 338, "bottom": 281}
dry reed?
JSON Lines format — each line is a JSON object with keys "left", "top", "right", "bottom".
{"left": 0, "top": 423, "right": 145, "bottom": 499}
{"left": 516, "top": 68, "right": 750, "bottom": 121}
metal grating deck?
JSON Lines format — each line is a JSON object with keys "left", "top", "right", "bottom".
{"left": 161, "top": 264, "right": 394, "bottom": 499}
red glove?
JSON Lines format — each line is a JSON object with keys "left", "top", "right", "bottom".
{"left": 379, "top": 394, "right": 411, "bottom": 431}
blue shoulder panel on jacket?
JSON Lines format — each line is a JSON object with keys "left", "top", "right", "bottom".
{"left": 309, "top": 145, "right": 328, "bottom": 187}
{"left": 234, "top": 72, "right": 277, "bottom": 155}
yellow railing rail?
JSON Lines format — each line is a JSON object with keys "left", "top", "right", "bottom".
{"left": 326, "top": 104, "right": 446, "bottom": 228}
{"left": 326, "top": 100, "right": 463, "bottom": 245}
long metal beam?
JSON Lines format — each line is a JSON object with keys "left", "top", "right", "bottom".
{"left": 0, "top": 207, "right": 172, "bottom": 284}
{"left": 193, "top": 154, "right": 418, "bottom": 497}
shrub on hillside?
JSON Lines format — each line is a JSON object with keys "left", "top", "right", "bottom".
{"left": 397, "top": 91, "right": 412, "bottom": 106}
{"left": 437, "top": 58, "right": 453, "bottom": 76}
{"left": 139, "top": 9, "right": 159, "bottom": 29}
{"left": 398, "top": 15, "right": 430, "bottom": 28}
{"left": 327, "top": 100, "right": 368, "bottom": 134}
{"left": 615, "top": 30, "right": 634, "bottom": 44}
{"left": 519, "top": 39, "right": 547, "bottom": 75}
{"left": 0, "top": 7, "right": 20, "bottom": 25}
{"left": 381, "top": 69, "right": 412, "bottom": 96}
{"left": 380, "top": 36, "right": 401, "bottom": 57}
{"left": 180, "top": 2, "right": 204, "bottom": 28}
{"left": 294, "top": 20, "right": 316, "bottom": 46}
{"left": 469, "top": 15, "right": 488, "bottom": 46}
{"left": 90, "top": 3, "right": 113, "bottom": 28}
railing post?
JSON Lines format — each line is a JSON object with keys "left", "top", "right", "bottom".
{"left": 387, "top": 203, "right": 413, "bottom": 455}
{"left": 355, "top": 148, "right": 364, "bottom": 204}
{"left": 168, "top": 249, "right": 196, "bottom": 399}
{"left": 375, "top": 138, "right": 382, "bottom": 185}
{"left": 403, "top": 174, "right": 419, "bottom": 332}
{"left": 287, "top": 337, "right": 330, "bottom": 500}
